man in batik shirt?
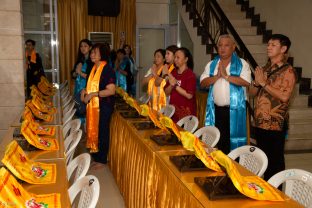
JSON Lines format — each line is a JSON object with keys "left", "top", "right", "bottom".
{"left": 249, "top": 34, "right": 296, "bottom": 181}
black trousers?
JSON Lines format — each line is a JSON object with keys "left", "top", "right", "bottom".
{"left": 215, "top": 105, "right": 231, "bottom": 154}
{"left": 92, "top": 107, "right": 113, "bottom": 164}
{"left": 255, "top": 127, "right": 286, "bottom": 181}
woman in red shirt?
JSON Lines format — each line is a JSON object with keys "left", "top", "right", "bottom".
{"left": 164, "top": 47, "right": 197, "bottom": 122}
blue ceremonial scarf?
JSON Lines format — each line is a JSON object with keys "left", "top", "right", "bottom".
{"left": 205, "top": 53, "right": 247, "bottom": 150}
{"left": 116, "top": 57, "right": 128, "bottom": 91}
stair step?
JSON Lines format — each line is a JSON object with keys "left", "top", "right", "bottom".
{"left": 217, "top": 0, "right": 237, "bottom": 6}
{"left": 289, "top": 94, "right": 309, "bottom": 108}
{"left": 289, "top": 108, "right": 312, "bottom": 120}
{"left": 288, "top": 120, "right": 312, "bottom": 135}
{"left": 246, "top": 44, "right": 267, "bottom": 53}
{"left": 285, "top": 137, "right": 312, "bottom": 151}
{"left": 252, "top": 53, "right": 267, "bottom": 66}
{"left": 230, "top": 19, "right": 251, "bottom": 27}
{"left": 236, "top": 27, "right": 257, "bottom": 35}
{"left": 240, "top": 35, "right": 263, "bottom": 44}
{"left": 219, "top": 5, "right": 242, "bottom": 13}
{"left": 225, "top": 12, "right": 246, "bottom": 20}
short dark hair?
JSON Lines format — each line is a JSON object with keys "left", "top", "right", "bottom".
{"left": 91, "top": 43, "right": 110, "bottom": 61}
{"left": 269, "top": 34, "right": 291, "bottom": 53}
{"left": 116, "top": 48, "right": 126, "bottom": 55}
{"left": 154, "top": 48, "right": 165, "bottom": 58}
{"left": 175, "top": 47, "right": 194, "bottom": 70}
{"left": 166, "top": 45, "right": 178, "bottom": 54}
{"left": 25, "top": 39, "right": 36, "bottom": 46}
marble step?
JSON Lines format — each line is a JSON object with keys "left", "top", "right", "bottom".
{"left": 252, "top": 53, "right": 267, "bottom": 67}
{"left": 288, "top": 119, "right": 312, "bottom": 135}
{"left": 218, "top": 3, "right": 241, "bottom": 12}
{"left": 236, "top": 27, "right": 257, "bottom": 36}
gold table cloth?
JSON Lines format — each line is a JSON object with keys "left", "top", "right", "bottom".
{"left": 109, "top": 111, "right": 302, "bottom": 208}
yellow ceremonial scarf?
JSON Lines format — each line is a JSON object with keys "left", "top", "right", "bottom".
{"left": 26, "top": 50, "right": 36, "bottom": 64}
{"left": 86, "top": 61, "right": 106, "bottom": 153}
{"left": 0, "top": 167, "right": 61, "bottom": 208}
{"left": 2, "top": 141, "right": 57, "bottom": 184}
{"left": 147, "top": 64, "right": 174, "bottom": 111}
{"left": 211, "top": 150, "right": 286, "bottom": 201}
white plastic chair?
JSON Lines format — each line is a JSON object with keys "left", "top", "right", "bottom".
{"left": 228, "top": 145, "right": 268, "bottom": 177}
{"left": 61, "top": 88, "right": 70, "bottom": 100}
{"left": 159, "top": 104, "right": 175, "bottom": 118}
{"left": 63, "top": 118, "right": 81, "bottom": 138}
{"left": 62, "top": 95, "right": 73, "bottom": 107}
{"left": 63, "top": 101, "right": 75, "bottom": 115}
{"left": 64, "top": 129, "right": 82, "bottom": 165}
{"left": 268, "top": 169, "right": 312, "bottom": 207}
{"left": 138, "top": 93, "right": 150, "bottom": 104}
{"left": 67, "top": 153, "right": 91, "bottom": 185}
{"left": 194, "top": 126, "right": 220, "bottom": 148}
{"left": 62, "top": 108, "right": 76, "bottom": 126}
{"left": 176, "top": 115, "right": 199, "bottom": 133}
{"left": 68, "top": 175, "right": 100, "bottom": 208}
{"left": 60, "top": 80, "right": 68, "bottom": 91}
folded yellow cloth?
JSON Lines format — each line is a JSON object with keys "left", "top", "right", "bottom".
{"left": 0, "top": 167, "right": 61, "bottom": 207}
{"left": 30, "top": 85, "right": 52, "bottom": 104}
{"left": 2, "top": 141, "right": 57, "bottom": 184}
{"left": 31, "top": 95, "right": 56, "bottom": 114}
{"left": 26, "top": 100, "right": 53, "bottom": 122}
{"left": 21, "top": 120, "right": 59, "bottom": 151}
{"left": 37, "top": 77, "right": 55, "bottom": 96}
{"left": 23, "top": 111, "right": 55, "bottom": 136}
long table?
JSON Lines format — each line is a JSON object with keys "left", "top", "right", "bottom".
{"left": 0, "top": 91, "right": 70, "bottom": 207}
{"left": 109, "top": 110, "right": 303, "bottom": 208}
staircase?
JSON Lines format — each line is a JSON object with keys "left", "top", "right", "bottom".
{"left": 181, "top": 0, "right": 312, "bottom": 151}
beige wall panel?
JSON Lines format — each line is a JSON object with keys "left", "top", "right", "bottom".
{"left": 0, "top": 11, "right": 22, "bottom": 35}
{"left": 0, "top": 35, "right": 23, "bottom": 60}
{"left": 0, "top": 60, "right": 24, "bottom": 83}
{"left": 136, "top": 3, "right": 169, "bottom": 25}
{"left": 0, "top": 106, "right": 23, "bottom": 129}
{"left": 0, "top": 83, "right": 25, "bottom": 106}
{"left": 0, "top": 0, "right": 21, "bottom": 11}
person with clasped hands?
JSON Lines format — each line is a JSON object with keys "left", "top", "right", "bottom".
{"left": 200, "top": 34, "right": 251, "bottom": 154}
{"left": 249, "top": 34, "right": 296, "bottom": 181}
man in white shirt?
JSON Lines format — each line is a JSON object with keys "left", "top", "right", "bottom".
{"left": 200, "top": 34, "right": 251, "bottom": 154}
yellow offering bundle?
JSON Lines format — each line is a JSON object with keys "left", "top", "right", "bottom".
{"left": 37, "top": 77, "right": 55, "bottom": 96}
{"left": 31, "top": 95, "right": 56, "bottom": 114}
{"left": 30, "top": 85, "right": 52, "bottom": 104}
{"left": 140, "top": 105, "right": 168, "bottom": 131}
{"left": 21, "top": 120, "right": 59, "bottom": 151}
{"left": 210, "top": 150, "right": 286, "bottom": 201}
{"left": 2, "top": 141, "right": 56, "bottom": 184}
{"left": 26, "top": 100, "right": 53, "bottom": 122}
{"left": 23, "top": 110, "right": 55, "bottom": 136}
{"left": 0, "top": 167, "right": 61, "bottom": 208}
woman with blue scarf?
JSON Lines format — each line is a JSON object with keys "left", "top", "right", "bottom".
{"left": 200, "top": 34, "right": 251, "bottom": 154}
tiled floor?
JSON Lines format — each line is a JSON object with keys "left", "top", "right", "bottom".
{"left": 85, "top": 151, "right": 312, "bottom": 207}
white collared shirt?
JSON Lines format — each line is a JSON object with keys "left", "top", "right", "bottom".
{"left": 200, "top": 58, "right": 251, "bottom": 106}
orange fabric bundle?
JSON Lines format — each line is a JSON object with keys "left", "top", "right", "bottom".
{"left": 31, "top": 95, "right": 56, "bottom": 114}
{"left": 26, "top": 100, "right": 53, "bottom": 122}
{"left": 0, "top": 167, "right": 61, "bottom": 208}
{"left": 21, "top": 120, "right": 59, "bottom": 151}
{"left": 37, "top": 77, "right": 55, "bottom": 96}
{"left": 30, "top": 85, "right": 52, "bottom": 104}
{"left": 2, "top": 141, "right": 57, "bottom": 184}
{"left": 147, "top": 66, "right": 166, "bottom": 111}
{"left": 159, "top": 116, "right": 181, "bottom": 139}
{"left": 23, "top": 110, "right": 55, "bottom": 136}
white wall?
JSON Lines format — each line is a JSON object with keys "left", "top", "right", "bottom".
{"left": 136, "top": 0, "right": 170, "bottom": 26}
{"left": 249, "top": 0, "right": 312, "bottom": 78}
{"left": 0, "top": 0, "right": 25, "bottom": 140}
